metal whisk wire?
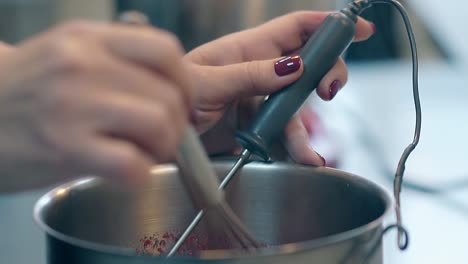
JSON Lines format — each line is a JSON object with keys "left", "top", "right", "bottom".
{"left": 117, "top": 11, "right": 260, "bottom": 256}
{"left": 174, "top": 126, "right": 261, "bottom": 255}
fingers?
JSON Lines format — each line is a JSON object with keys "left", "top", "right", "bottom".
{"left": 0, "top": 41, "right": 13, "bottom": 55}
{"left": 101, "top": 25, "right": 193, "bottom": 104}
{"left": 72, "top": 136, "right": 154, "bottom": 186}
{"left": 355, "top": 16, "right": 376, "bottom": 42}
{"left": 245, "top": 11, "right": 375, "bottom": 55}
{"left": 316, "top": 58, "right": 347, "bottom": 101}
{"left": 90, "top": 90, "right": 185, "bottom": 162}
{"left": 247, "top": 11, "right": 375, "bottom": 51}
{"left": 247, "top": 11, "right": 330, "bottom": 55}
{"left": 200, "top": 54, "right": 348, "bottom": 104}
{"left": 190, "top": 11, "right": 375, "bottom": 65}
{"left": 44, "top": 21, "right": 191, "bottom": 159}
{"left": 195, "top": 56, "right": 304, "bottom": 105}
{"left": 51, "top": 21, "right": 194, "bottom": 108}
{"left": 194, "top": 53, "right": 347, "bottom": 114}
{"left": 12, "top": 21, "right": 193, "bottom": 188}
{"left": 188, "top": 11, "right": 329, "bottom": 65}
{"left": 53, "top": 90, "right": 184, "bottom": 186}
{"left": 94, "top": 56, "right": 191, "bottom": 122}
{"left": 283, "top": 114, "right": 326, "bottom": 166}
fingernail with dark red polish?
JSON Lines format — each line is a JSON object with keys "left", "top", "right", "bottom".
{"left": 275, "top": 56, "right": 302, "bottom": 76}
{"left": 370, "top": 22, "right": 377, "bottom": 34}
{"left": 329, "top": 80, "right": 342, "bottom": 100}
{"left": 316, "top": 151, "right": 327, "bottom": 166}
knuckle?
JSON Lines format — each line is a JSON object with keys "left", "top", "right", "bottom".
{"left": 244, "top": 61, "right": 261, "bottom": 90}
{"left": 159, "top": 30, "right": 184, "bottom": 51}
{"left": 45, "top": 21, "right": 102, "bottom": 73}
{"left": 46, "top": 38, "right": 89, "bottom": 73}
{"left": 151, "top": 29, "right": 184, "bottom": 56}
{"left": 42, "top": 87, "right": 73, "bottom": 116}
{"left": 112, "top": 145, "right": 146, "bottom": 177}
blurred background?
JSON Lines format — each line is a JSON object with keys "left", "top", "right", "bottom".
{"left": 1, "top": 0, "right": 467, "bottom": 263}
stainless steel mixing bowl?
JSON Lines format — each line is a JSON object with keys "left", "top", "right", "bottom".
{"left": 34, "top": 161, "right": 391, "bottom": 264}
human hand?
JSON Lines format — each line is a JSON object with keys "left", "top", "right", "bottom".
{"left": 185, "top": 11, "right": 375, "bottom": 165}
{"left": 0, "top": 41, "right": 12, "bottom": 54}
{"left": 0, "top": 21, "right": 192, "bottom": 192}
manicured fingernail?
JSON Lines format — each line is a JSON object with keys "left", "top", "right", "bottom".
{"left": 329, "top": 80, "right": 342, "bottom": 100}
{"left": 316, "top": 151, "right": 327, "bottom": 166}
{"left": 274, "top": 56, "right": 302, "bottom": 76}
{"left": 370, "top": 22, "right": 377, "bottom": 34}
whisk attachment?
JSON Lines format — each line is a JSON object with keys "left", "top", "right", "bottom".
{"left": 116, "top": 11, "right": 260, "bottom": 257}
{"left": 173, "top": 127, "right": 261, "bottom": 256}
{"left": 215, "top": 202, "right": 262, "bottom": 250}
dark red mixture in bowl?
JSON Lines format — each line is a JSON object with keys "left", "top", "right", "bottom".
{"left": 136, "top": 231, "right": 240, "bottom": 257}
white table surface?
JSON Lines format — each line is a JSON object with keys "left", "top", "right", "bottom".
{"left": 316, "top": 59, "right": 468, "bottom": 264}
{"left": 407, "top": 0, "right": 468, "bottom": 65}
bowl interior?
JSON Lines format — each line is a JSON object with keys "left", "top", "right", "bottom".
{"left": 36, "top": 161, "right": 389, "bottom": 254}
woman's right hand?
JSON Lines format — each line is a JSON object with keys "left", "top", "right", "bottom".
{"left": 0, "top": 21, "right": 193, "bottom": 192}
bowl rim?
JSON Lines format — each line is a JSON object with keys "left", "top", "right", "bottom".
{"left": 33, "top": 161, "right": 392, "bottom": 260}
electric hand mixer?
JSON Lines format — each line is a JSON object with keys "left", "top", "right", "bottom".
{"left": 168, "top": 0, "right": 421, "bottom": 256}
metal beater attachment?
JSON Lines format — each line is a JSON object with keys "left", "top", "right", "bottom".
{"left": 116, "top": 11, "right": 260, "bottom": 256}
{"left": 167, "top": 148, "right": 253, "bottom": 256}
{"left": 172, "top": 127, "right": 260, "bottom": 256}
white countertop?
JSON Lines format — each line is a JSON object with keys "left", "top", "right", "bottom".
{"left": 407, "top": 0, "right": 468, "bottom": 65}
{"left": 315, "top": 59, "right": 468, "bottom": 264}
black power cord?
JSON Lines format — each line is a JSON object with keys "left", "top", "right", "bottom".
{"left": 345, "top": 0, "right": 421, "bottom": 250}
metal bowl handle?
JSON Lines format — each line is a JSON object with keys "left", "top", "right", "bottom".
{"left": 357, "top": 224, "right": 409, "bottom": 264}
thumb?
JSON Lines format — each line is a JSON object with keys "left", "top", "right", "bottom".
{"left": 199, "top": 56, "right": 303, "bottom": 103}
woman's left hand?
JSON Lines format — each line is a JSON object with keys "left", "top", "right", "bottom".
{"left": 186, "top": 11, "right": 375, "bottom": 165}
